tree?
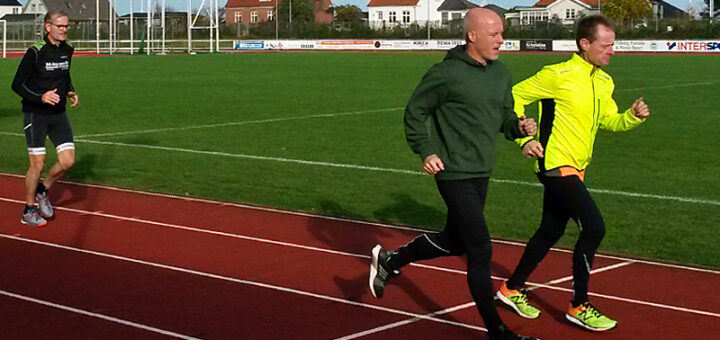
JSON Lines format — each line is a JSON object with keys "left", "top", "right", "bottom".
{"left": 277, "top": 0, "right": 315, "bottom": 25}
{"left": 603, "top": 0, "right": 652, "bottom": 24}
{"left": 332, "top": 5, "right": 363, "bottom": 26}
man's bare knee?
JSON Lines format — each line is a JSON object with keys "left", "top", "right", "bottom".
{"left": 57, "top": 150, "right": 75, "bottom": 171}
{"left": 59, "top": 158, "right": 75, "bottom": 170}
{"left": 28, "top": 157, "right": 45, "bottom": 173}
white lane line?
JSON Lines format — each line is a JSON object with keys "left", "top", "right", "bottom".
{"left": 1, "top": 196, "right": 717, "bottom": 319}
{"left": 0, "top": 134, "right": 716, "bottom": 207}
{"left": 0, "top": 196, "right": 366, "bottom": 259}
{"left": 526, "top": 282, "right": 720, "bottom": 319}
{"left": 340, "top": 261, "right": 637, "bottom": 339}
{"left": 0, "top": 234, "right": 485, "bottom": 333}
{"left": 75, "top": 107, "right": 403, "bottom": 138}
{"left": 532, "top": 261, "right": 636, "bottom": 288}
{"left": 616, "top": 81, "right": 717, "bottom": 92}
{"left": 0, "top": 172, "right": 718, "bottom": 274}
{"left": 335, "top": 302, "right": 480, "bottom": 340}
{"left": 491, "top": 239, "right": 720, "bottom": 275}
{"left": 0, "top": 290, "right": 202, "bottom": 340}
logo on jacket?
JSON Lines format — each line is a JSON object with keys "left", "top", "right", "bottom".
{"left": 45, "top": 61, "right": 69, "bottom": 71}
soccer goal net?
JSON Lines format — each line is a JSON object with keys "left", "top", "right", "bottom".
{"left": 111, "top": 0, "right": 220, "bottom": 55}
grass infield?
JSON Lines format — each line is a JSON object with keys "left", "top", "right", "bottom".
{"left": 1, "top": 51, "right": 718, "bottom": 268}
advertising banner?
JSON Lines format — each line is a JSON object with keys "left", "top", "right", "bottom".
{"left": 552, "top": 40, "right": 577, "bottom": 52}
{"left": 236, "top": 40, "right": 720, "bottom": 53}
{"left": 501, "top": 40, "right": 521, "bottom": 51}
{"left": 520, "top": 39, "right": 552, "bottom": 51}
{"left": 234, "top": 41, "right": 265, "bottom": 50}
{"left": 664, "top": 41, "right": 720, "bottom": 52}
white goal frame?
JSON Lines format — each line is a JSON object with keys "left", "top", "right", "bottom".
{"left": 1, "top": 20, "right": 6, "bottom": 59}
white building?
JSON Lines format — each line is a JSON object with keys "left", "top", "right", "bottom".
{"left": 505, "top": 0, "right": 599, "bottom": 27}
{"left": 437, "top": 0, "right": 479, "bottom": 25}
{"left": 23, "top": 0, "right": 48, "bottom": 15}
{"left": 367, "top": 0, "right": 445, "bottom": 29}
{"left": 0, "top": 0, "right": 23, "bottom": 17}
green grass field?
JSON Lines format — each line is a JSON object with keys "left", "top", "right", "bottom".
{"left": 1, "top": 51, "right": 718, "bottom": 268}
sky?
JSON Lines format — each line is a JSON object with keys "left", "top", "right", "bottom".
{"left": 17, "top": 0, "right": 703, "bottom": 16}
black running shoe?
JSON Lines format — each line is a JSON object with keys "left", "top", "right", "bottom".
{"left": 369, "top": 244, "right": 399, "bottom": 298}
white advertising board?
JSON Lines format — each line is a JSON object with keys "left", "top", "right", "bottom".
{"left": 236, "top": 40, "right": 720, "bottom": 53}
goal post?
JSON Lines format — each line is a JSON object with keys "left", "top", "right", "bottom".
{"left": 105, "top": 0, "right": 220, "bottom": 55}
{"left": 187, "top": 0, "right": 220, "bottom": 53}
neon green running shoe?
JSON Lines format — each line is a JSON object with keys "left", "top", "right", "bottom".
{"left": 496, "top": 281, "right": 541, "bottom": 319}
{"left": 566, "top": 302, "right": 618, "bottom": 332}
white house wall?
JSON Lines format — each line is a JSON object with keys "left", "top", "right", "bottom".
{"left": 0, "top": 5, "right": 23, "bottom": 17}
{"left": 23, "top": 0, "right": 47, "bottom": 15}
{"left": 369, "top": 0, "right": 444, "bottom": 29}
{"left": 547, "top": 0, "right": 591, "bottom": 22}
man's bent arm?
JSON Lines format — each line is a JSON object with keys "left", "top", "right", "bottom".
{"left": 404, "top": 65, "right": 447, "bottom": 160}
{"left": 511, "top": 66, "right": 558, "bottom": 146}
{"left": 11, "top": 48, "right": 43, "bottom": 104}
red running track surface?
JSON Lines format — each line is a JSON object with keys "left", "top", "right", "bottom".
{"left": 0, "top": 173, "right": 718, "bottom": 339}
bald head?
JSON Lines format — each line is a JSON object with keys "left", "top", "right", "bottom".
{"left": 463, "top": 8, "right": 504, "bottom": 64}
{"left": 464, "top": 8, "right": 501, "bottom": 37}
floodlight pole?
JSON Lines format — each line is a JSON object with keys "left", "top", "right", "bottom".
{"left": 162, "top": 0, "right": 166, "bottom": 54}
{"left": 711, "top": 0, "right": 714, "bottom": 23}
{"left": 427, "top": 0, "right": 430, "bottom": 40}
{"left": 215, "top": 0, "right": 220, "bottom": 52}
{"left": 1, "top": 20, "right": 6, "bottom": 59}
{"left": 147, "top": 0, "right": 152, "bottom": 55}
{"left": 130, "top": 0, "right": 134, "bottom": 54}
{"left": 109, "top": 0, "right": 113, "bottom": 54}
{"left": 275, "top": 0, "right": 279, "bottom": 40}
{"left": 209, "top": 0, "right": 214, "bottom": 53}
{"left": 289, "top": 0, "right": 292, "bottom": 24}
{"left": 96, "top": 0, "right": 99, "bottom": 53}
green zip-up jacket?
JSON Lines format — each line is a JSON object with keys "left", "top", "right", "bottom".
{"left": 403, "top": 45, "right": 524, "bottom": 180}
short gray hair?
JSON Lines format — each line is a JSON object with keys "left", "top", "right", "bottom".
{"left": 44, "top": 10, "right": 68, "bottom": 24}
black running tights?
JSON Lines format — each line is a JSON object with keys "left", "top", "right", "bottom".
{"left": 507, "top": 174, "right": 605, "bottom": 305}
{"left": 395, "top": 177, "right": 505, "bottom": 334}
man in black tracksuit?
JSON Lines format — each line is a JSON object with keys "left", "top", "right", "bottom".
{"left": 368, "top": 9, "right": 538, "bottom": 340}
{"left": 12, "top": 10, "right": 78, "bottom": 226}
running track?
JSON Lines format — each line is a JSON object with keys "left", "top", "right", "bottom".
{"left": 0, "top": 173, "right": 718, "bottom": 339}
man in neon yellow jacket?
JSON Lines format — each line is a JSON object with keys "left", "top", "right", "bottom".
{"left": 495, "top": 15, "right": 650, "bottom": 332}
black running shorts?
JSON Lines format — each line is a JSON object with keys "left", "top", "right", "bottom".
{"left": 23, "top": 112, "right": 74, "bottom": 155}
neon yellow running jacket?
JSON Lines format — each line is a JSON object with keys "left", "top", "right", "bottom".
{"left": 514, "top": 53, "right": 645, "bottom": 173}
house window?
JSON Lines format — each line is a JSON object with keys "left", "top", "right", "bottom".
{"left": 250, "top": 11, "right": 258, "bottom": 23}
{"left": 389, "top": 11, "right": 396, "bottom": 23}
{"left": 377, "top": 11, "right": 383, "bottom": 20}
{"left": 451, "top": 12, "right": 462, "bottom": 21}
{"left": 442, "top": 12, "right": 448, "bottom": 25}
{"left": 402, "top": 11, "right": 410, "bottom": 23}
{"left": 522, "top": 11, "right": 549, "bottom": 25}
{"left": 13, "top": 8, "right": 19, "bottom": 14}
{"left": 268, "top": 10, "right": 274, "bottom": 21}
{"left": 31, "top": 4, "right": 36, "bottom": 11}
{"left": 566, "top": 8, "right": 576, "bottom": 19}
{"left": 234, "top": 12, "right": 242, "bottom": 23}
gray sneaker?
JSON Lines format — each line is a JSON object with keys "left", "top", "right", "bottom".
{"left": 35, "top": 190, "right": 54, "bottom": 218}
{"left": 21, "top": 207, "right": 48, "bottom": 227}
